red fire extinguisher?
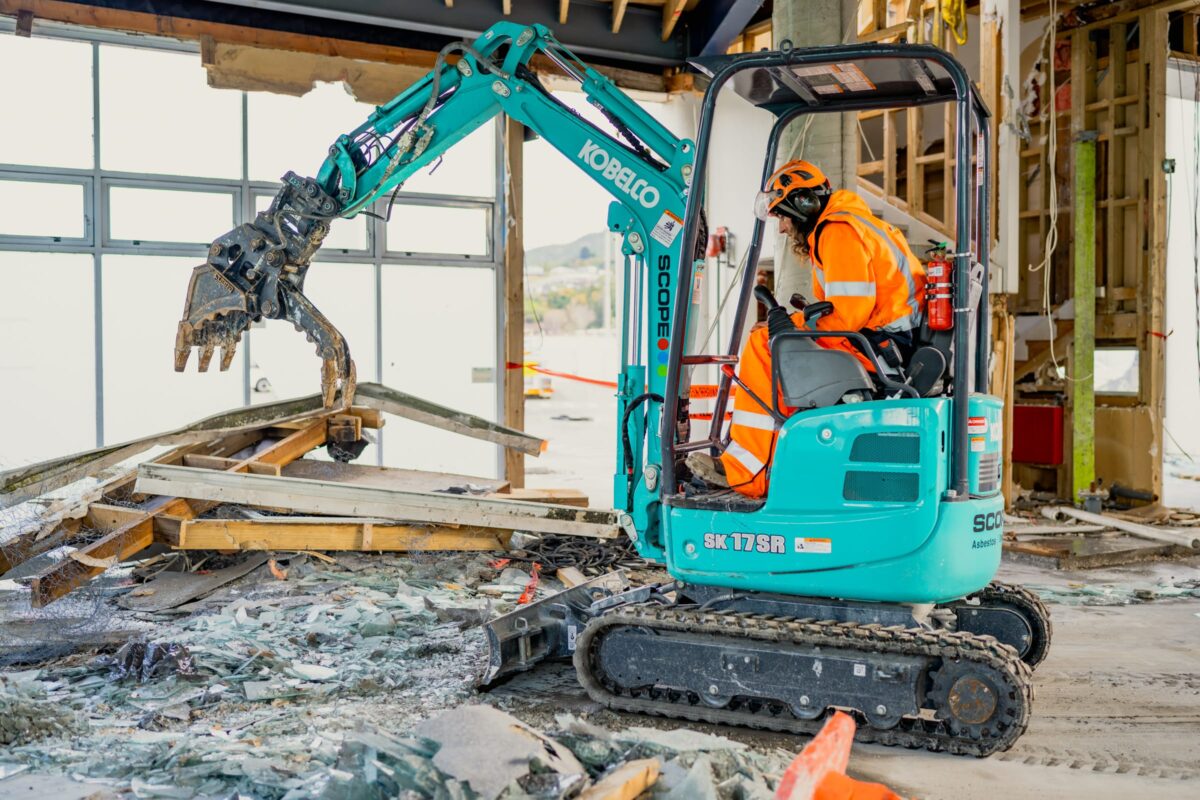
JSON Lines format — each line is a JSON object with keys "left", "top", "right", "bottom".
{"left": 925, "top": 241, "right": 953, "bottom": 331}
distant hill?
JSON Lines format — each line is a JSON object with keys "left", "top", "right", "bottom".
{"left": 525, "top": 231, "right": 607, "bottom": 268}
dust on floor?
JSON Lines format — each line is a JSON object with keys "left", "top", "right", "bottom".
{"left": 0, "top": 547, "right": 1198, "bottom": 799}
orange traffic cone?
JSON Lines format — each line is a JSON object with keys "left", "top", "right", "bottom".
{"left": 775, "top": 712, "right": 904, "bottom": 800}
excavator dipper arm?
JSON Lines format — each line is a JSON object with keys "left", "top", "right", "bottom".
{"left": 175, "top": 22, "right": 691, "bottom": 414}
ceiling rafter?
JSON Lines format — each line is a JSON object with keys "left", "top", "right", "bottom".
{"left": 662, "top": 0, "right": 688, "bottom": 42}
{"left": 612, "top": 0, "right": 630, "bottom": 34}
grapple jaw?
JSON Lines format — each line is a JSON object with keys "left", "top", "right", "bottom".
{"left": 174, "top": 172, "right": 356, "bottom": 408}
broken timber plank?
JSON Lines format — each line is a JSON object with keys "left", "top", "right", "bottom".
{"left": 1003, "top": 537, "right": 1193, "bottom": 570}
{"left": 182, "top": 454, "right": 280, "bottom": 476}
{"left": 497, "top": 487, "right": 589, "bottom": 507}
{"left": 176, "top": 518, "right": 505, "bottom": 552}
{"left": 0, "top": 393, "right": 370, "bottom": 509}
{"left": 27, "top": 418, "right": 330, "bottom": 607}
{"left": 578, "top": 759, "right": 660, "bottom": 800}
{"left": 30, "top": 504, "right": 158, "bottom": 606}
{"left": 1046, "top": 506, "right": 1200, "bottom": 550}
{"left": 135, "top": 464, "right": 619, "bottom": 539}
{"left": 280, "top": 459, "right": 507, "bottom": 494}
{"left": 354, "top": 382, "right": 546, "bottom": 457}
{"left": 0, "top": 436, "right": 260, "bottom": 577}
{"left": 556, "top": 567, "right": 588, "bottom": 588}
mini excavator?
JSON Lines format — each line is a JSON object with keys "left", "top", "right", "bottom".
{"left": 176, "top": 23, "right": 1051, "bottom": 756}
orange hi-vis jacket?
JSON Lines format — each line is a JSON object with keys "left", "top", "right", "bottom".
{"left": 719, "top": 191, "right": 926, "bottom": 499}
{"left": 719, "top": 314, "right": 799, "bottom": 498}
{"left": 806, "top": 190, "right": 927, "bottom": 371}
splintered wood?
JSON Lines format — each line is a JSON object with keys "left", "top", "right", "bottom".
{"left": 0, "top": 383, "right": 577, "bottom": 607}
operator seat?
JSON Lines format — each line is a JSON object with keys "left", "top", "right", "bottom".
{"left": 771, "top": 334, "right": 874, "bottom": 411}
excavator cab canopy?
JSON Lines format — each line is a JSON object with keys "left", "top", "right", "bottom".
{"left": 688, "top": 44, "right": 971, "bottom": 116}
{"left": 661, "top": 43, "right": 992, "bottom": 501}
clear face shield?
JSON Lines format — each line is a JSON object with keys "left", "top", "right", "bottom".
{"left": 753, "top": 189, "right": 779, "bottom": 221}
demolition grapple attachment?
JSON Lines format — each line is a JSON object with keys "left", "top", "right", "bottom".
{"left": 174, "top": 172, "right": 356, "bottom": 408}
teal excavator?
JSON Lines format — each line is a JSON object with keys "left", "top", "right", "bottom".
{"left": 176, "top": 22, "right": 1050, "bottom": 756}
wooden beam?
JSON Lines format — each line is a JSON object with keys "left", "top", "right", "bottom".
{"left": 662, "top": 0, "right": 687, "bottom": 42}
{"left": 182, "top": 454, "right": 280, "bottom": 476}
{"left": 1014, "top": 330, "right": 1073, "bottom": 382}
{"left": 578, "top": 759, "right": 660, "bottom": 800}
{"left": 1070, "top": 29, "right": 1097, "bottom": 500}
{"left": 612, "top": 0, "right": 630, "bottom": 34}
{"left": 27, "top": 418, "right": 328, "bottom": 607}
{"left": 503, "top": 0, "right": 512, "bottom": 16}
{"left": 176, "top": 518, "right": 505, "bottom": 552}
{"left": 135, "top": 464, "right": 620, "bottom": 539}
{"left": 30, "top": 514, "right": 154, "bottom": 607}
{"left": 559, "top": 0, "right": 569, "bottom": 25}
{"left": 504, "top": 117, "right": 526, "bottom": 488}
{"left": 0, "top": 0, "right": 444, "bottom": 69}
{"left": 0, "top": 1, "right": 666, "bottom": 93}
{"left": 497, "top": 487, "right": 588, "bottom": 507}
{"left": 1046, "top": 506, "right": 1200, "bottom": 549}
{"left": 354, "top": 382, "right": 544, "bottom": 456}
{"left": 1142, "top": 8, "right": 1169, "bottom": 501}
{"left": 0, "top": 390, "right": 333, "bottom": 508}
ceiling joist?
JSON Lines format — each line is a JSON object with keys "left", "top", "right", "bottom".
{"left": 662, "top": 0, "right": 688, "bottom": 42}
{"left": 612, "top": 0, "right": 630, "bottom": 34}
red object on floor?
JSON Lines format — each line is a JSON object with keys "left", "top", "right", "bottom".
{"left": 774, "top": 711, "right": 903, "bottom": 800}
{"left": 1013, "top": 404, "right": 1064, "bottom": 465}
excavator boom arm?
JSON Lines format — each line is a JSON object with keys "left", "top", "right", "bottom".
{"left": 176, "top": 22, "right": 693, "bottom": 533}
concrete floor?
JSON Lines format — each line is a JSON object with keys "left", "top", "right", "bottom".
{"left": 519, "top": 331, "right": 1200, "bottom": 799}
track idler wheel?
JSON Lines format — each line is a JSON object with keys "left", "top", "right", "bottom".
{"left": 929, "top": 658, "right": 1026, "bottom": 745}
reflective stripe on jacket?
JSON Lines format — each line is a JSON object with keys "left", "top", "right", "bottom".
{"left": 719, "top": 318, "right": 795, "bottom": 499}
{"left": 805, "top": 191, "right": 927, "bottom": 369}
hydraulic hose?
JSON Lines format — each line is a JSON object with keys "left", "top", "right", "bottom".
{"left": 622, "top": 392, "right": 664, "bottom": 509}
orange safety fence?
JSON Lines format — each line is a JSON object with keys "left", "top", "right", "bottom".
{"left": 507, "top": 362, "right": 733, "bottom": 418}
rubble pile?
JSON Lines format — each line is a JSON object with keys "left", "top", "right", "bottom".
{"left": 0, "top": 672, "right": 82, "bottom": 746}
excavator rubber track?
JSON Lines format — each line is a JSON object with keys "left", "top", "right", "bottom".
{"left": 975, "top": 581, "right": 1053, "bottom": 669}
{"left": 574, "top": 606, "right": 1033, "bottom": 757}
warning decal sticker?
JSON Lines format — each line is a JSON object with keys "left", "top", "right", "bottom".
{"left": 794, "top": 537, "right": 832, "bottom": 554}
{"left": 650, "top": 209, "right": 683, "bottom": 246}
{"left": 968, "top": 416, "right": 988, "bottom": 435}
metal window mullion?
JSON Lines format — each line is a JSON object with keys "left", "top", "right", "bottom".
{"left": 493, "top": 116, "right": 506, "bottom": 480}
{"left": 92, "top": 40, "right": 104, "bottom": 448}
{"left": 241, "top": 90, "right": 252, "bottom": 407}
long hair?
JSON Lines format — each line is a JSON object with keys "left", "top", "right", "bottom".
{"left": 789, "top": 229, "right": 811, "bottom": 258}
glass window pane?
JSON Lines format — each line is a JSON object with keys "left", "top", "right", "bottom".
{"left": 380, "top": 265, "right": 497, "bottom": 476}
{"left": 386, "top": 204, "right": 489, "bottom": 257}
{"left": 100, "top": 44, "right": 241, "bottom": 178}
{"left": 248, "top": 82, "right": 374, "bottom": 183}
{"left": 0, "top": 36, "right": 93, "bottom": 169}
{"left": 254, "top": 193, "right": 367, "bottom": 251}
{"left": 249, "top": 261, "right": 377, "bottom": 404}
{"left": 0, "top": 179, "right": 86, "bottom": 239}
{"left": 109, "top": 186, "right": 233, "bottom": 243}
{"left": 400, "top": 122, "right": 495, "bottom": 198}
{"left": 0, "top": 252, "right": 95, "bottom": 466}
{"left": 101, "top": 255, "right": 243, "bottom": 442}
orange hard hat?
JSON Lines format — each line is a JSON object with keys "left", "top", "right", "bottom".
{"left": 754, "top": 160, "right": 832, "bottom": 221}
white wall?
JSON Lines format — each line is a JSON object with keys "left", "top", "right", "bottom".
{"left": 1163, "top": 60, "right": 1200, "bottom": 460}
{"left": 703, "top": 87, "right": 778, "bottom": 356}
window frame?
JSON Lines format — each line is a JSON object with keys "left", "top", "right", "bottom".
{"left": 0, "top": 17, "right": 506, "bottom": 474}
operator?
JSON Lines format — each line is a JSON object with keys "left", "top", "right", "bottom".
{"left": 713, "top": 160, "right": 927, "bottom": 499}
